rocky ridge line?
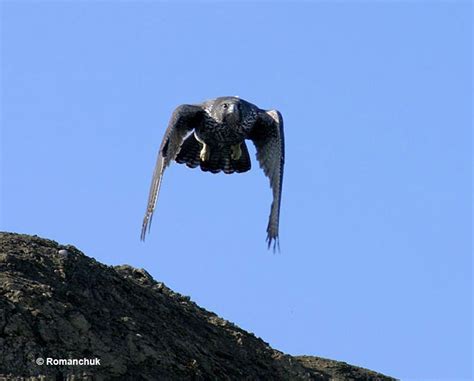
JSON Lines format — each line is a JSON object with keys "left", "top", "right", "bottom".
{"left": 0, "top": 232, "right": 396, "bottom": 381}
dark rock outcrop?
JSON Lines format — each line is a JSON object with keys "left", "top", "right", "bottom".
{"left": 0, "top": 232, "right": 396, "bottom": 380}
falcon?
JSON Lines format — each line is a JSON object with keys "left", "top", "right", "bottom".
{"left": 141, "top": 96, "right": 285, "bottom": 250}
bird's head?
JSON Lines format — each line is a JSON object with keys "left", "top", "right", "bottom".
{"left": 212, "top": 97, "right": 243, "bottom": 124}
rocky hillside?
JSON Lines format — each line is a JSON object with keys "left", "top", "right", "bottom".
{"left": 0, "top": 232, "right": 396, "bottom": 380}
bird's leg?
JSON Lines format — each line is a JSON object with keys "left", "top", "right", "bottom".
{"left": 200, "top": 143, "right": 210, "bottom": 162}
{"left": 230, "top": 143, "right": 242, "bottom": 160}
{"left": 194, "top": 132, "right": 210, "bottom": 162}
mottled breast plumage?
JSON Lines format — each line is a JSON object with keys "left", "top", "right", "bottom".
{"left": 196, "top": 97, "right": 258, "bottom": 145}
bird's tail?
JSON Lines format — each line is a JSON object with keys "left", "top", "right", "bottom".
{"left": 176, "top": 134, "right": 251, "bottom": 174}
{"left": 201, "top": 142, "right": 251, "bottom": 174}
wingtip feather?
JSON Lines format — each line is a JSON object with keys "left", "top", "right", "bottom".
{"left": 266, "top": 234, "right": 280, "bottom": 253}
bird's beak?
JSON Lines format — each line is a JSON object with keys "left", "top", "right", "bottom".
{"left": 227, "top": 103, "right": 241, "bottom": 122}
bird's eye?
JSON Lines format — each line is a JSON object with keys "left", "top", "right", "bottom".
{"left": 222, "top": 103, "right": 228, "bottom": 109}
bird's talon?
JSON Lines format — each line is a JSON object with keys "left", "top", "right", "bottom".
{"left": 231, "top": 144, "right": 242, "bottom": 160}
{"left": 200, "top": 144, "right": 210, "bottom": 161}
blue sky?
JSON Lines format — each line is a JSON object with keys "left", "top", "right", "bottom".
{"left": 1, "top": 1, "right": 471, "bottom": 379}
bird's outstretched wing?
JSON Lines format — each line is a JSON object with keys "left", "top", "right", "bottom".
{"left": 249, "top": 109, "right": 285, "bottom": 251}
{"left": 141, "top": 104, "right": 204, "bottom": 240}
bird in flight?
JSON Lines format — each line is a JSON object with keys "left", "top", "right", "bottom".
{"left": 141, "top": 96, "right": 285, "bottom": 250}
